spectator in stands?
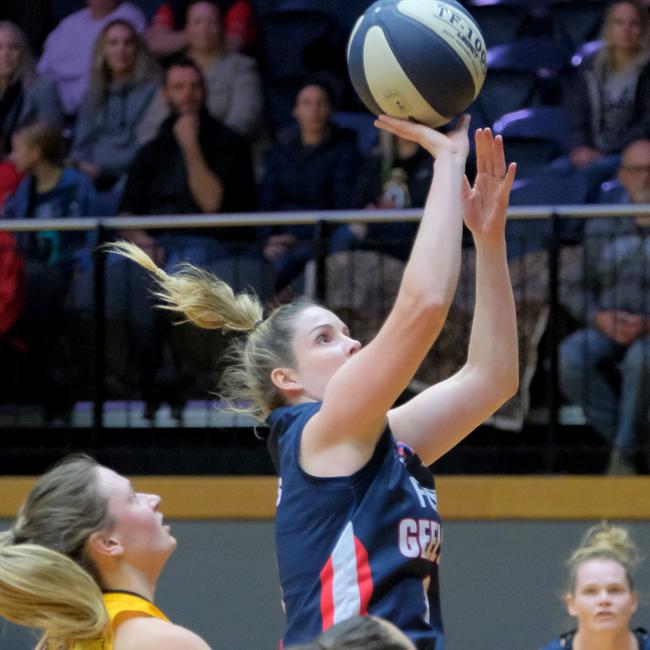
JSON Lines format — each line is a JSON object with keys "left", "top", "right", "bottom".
{"left": 540, "top": 523, "right": 648, "bottom": 650}
{"left": 0, "top": 454, "right": 211, "bottom": 650}
{"left": 549, "top": 0, "right": 650, "bottom": 200}
{"left": 559, "top": 139, "right": 650, "bottom": 474}
{"left": 5, "top": 122, "right": 97, "bottom": 420}
{"left": 116, "top": 56, "right": 257, "bottom": 419}
{"left": 37, "top": 0, "right": 146, "bottom": 115}
{"left": 258, "top": 78, "right": 360, "bottom": 292}
{"left": 120, "top": 55, "right": 255, "bottom": 267}
{"left": 139, "top": 0, "right": 263, "bottom": 142}
{"left": 71, "top": 19, "right": 160, "bottom": 200}
{"left": 330, "top": 130, "right": 432, "bottom": 262}
{"left": 286, "top": 615, "right": 416, "bottom": 650}
{"left": 146, "top": 0, "right": 259, "bottom": 58}
{"left": 0, "top": 22, "right": 63, "bottom": 154}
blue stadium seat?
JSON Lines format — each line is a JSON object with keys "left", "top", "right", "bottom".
{"left": 569, "top": 39, "right": 604, "bottom": 67}
{"left": 493, "top": 105, "right": 571, "bottom": 154}
{"left": 466, "top": 0, "right": 531, "bottom": 48}
{"left": 477, "top": 69, "right": 540, "bottom": 126}
{"left": 487, "top": 37, "right": 570, "bottom": 75}
{"left": 330, "top": 111, "right": 378, "bottom": 156}
{"left": 506, "top": 175, "right": 588, "bottom": 259}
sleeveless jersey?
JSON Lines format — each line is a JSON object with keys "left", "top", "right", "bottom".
{"left": 70, "top": 590, "right": 170, "bottom": 650}
{"left": 267, "top": 402, "right": 444, "bottom": 650}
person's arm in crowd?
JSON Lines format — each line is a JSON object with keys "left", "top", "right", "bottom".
{"left": 145, "top": 3, "right": 189, "bottom": 57}
{"left": 174, "top": 114, "right": 223, "bottom": 213}
{"left": 567, "top": 70, "right": 601, "bottom": 167}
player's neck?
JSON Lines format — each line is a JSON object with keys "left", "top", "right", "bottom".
{"left": 573, "top": 628, "right": 637, "bottom": 650}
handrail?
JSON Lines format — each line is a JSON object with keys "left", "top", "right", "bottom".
{"left": 0, "top": 203, "right": 648, "bottom": 232}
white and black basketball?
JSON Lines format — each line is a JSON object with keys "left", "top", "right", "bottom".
{"left": 347, "top": 0, "right": 487, "bottom": 127}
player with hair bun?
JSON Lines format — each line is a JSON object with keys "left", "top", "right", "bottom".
{"left": 541, "top": 523, "right": 649, "bottom": 650}
{"left": 109, "top": 114, "right": 518, "bottom": 649}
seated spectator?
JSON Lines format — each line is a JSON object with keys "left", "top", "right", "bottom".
{"left": 0, "top": 21, "right": 63, "bottom": 153}
{"left": 100, "top": 57, "right": 257, "bottom": 419}
{"left": 547, "top": 0, "right": 650, "bottom": 200}
{"left": 5, "top": 122, "right": 97, "bottom": 420}
{"left": 146, "top": 0, "right": 259, "bottom": 58}
{"left": 540, "top": 523, "right": 648, "bottom": 650}
{"left": 331, "top": 130, "right": 432, "bottom": 262}
{"left": 71, "top": 19, "right": 159, "bottom": 200}
{"left": 258, "top": 78, "right": 360, "bottom": 292}
{"left": 139, "top": 0, "right": 263, "bottom": 142}
{"left": 120, "top": 55, "right": 255, "bottom": 266}
{"left": 37, "top": 0, "right": 146, "bottom": 115}
{"left": 559, "top": 139, "right": 650, "bottom": 474}
{"left": 286, "top": 615, "right": 416, "bottom": 650}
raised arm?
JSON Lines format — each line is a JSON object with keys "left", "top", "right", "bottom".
{"left": 388, "top": 128, "right": 519, "bottom": 465}
{"left": 301, "top": 116, "right": 470, "bottom": 474}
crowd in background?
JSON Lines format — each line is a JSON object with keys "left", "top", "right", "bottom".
{"left": 0, "top": 0, "right": 649, "bottom": 474}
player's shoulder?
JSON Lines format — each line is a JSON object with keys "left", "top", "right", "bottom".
{"left": 113, "top": 616, "right": 211, "bottom": 650}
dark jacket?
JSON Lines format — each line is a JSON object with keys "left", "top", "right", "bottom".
{"left": 258, "top": 123, "right": 360, "bottom": 241}
{"left": 567, "top": 52, "right": 650, "bottom": 154}
{"left": 5, "top": 167, "right": 97, "bottom": 268}
{"left": 120, "top": 107, "right": 255, "bottom": 219}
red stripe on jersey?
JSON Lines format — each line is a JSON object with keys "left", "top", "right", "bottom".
{"left": 319, "top": 556, "right": 335, "bottom": 630}
{"left": 354, "top": 536, "right": 373, "bottom": 615}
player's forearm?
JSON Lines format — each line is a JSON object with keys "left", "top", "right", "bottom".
{"left": 182, "top": 146, "right": 224, "bottom": 213}
{"left": 466, "top": 239, "right": 518, "bottom": 396}
{"left": 399, "top": 155, "right": 464, "bottom": 312}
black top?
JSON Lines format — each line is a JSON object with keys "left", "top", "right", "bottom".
{"left": 120, "top": 107, "right": 255, "bottom": 239}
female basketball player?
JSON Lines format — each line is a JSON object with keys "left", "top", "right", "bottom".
{"left": 0, "top": 455, "right": 210, "bottom": 649}
{"left": 108, "top": 114, "right": 518, "bottom": 649}
{"left": 541, "top": 523, "right": 649, "bottom": 650}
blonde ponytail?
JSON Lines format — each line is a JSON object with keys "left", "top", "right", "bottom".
{"left": 567, "top": 522, "right": 642, "bottom": 592}
{"left": 0, "top": 544, "right": 107, "bottom": 646}
{"left": 106, "top": 241, "right": 264, "bottom": 331}
{"left": 0, "top": 455, "right": 113, "bottom": 647}
{"left": 108, "top": 241, "right": 317, "bottom": 419}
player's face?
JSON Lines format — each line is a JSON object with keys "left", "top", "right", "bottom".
{"left": 96, "top": 467, "right": 176, "bottom": 571}
{"left": 163, "top": 65, "right": 205, "bottom": 114}
{"left": 566, "top": 559, "right": 638, "bottom": 634}
{"left": 186, "top": 1, "right": 222, "bottom": 52}
{"left": 606, "top": 2, "right": 644, "bottom": 51}
{"left": 104, "top": 23, "right": 137, "bottom": 79}
{"left": 0, "top": 28, "right": 21, "bottom": 79}
{"left": 289, "top": 306, "right": 361, "bottom": 400}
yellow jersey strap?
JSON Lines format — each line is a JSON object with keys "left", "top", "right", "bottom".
{"left": 103, "top": 590, "right": 170, "bottom": 625}
{"left": 67, "top": 591, "right": 170, "bottom": 650}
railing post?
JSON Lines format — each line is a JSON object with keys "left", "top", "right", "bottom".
{"left": 545, "top": 212, "right": 561, "bottom": 471}
{"left": 314, "top": 219, "right": 327, "bottom": 302}
{"left": 92, "top": 224, "right": 107, "bottom": 437}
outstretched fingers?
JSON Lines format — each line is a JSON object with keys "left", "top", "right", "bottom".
{"left": 475, "top": 128, "right": 511, "bottom": 179}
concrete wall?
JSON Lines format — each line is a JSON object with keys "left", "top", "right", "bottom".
{"left": 2, "top": 520, "right": 649, "bottom": 650}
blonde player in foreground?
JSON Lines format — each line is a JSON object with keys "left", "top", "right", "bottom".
{"left": 0, "top": 455, "right": 211, "bottom": 650}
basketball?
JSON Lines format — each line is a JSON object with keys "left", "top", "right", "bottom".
{"left": 346, "top": 0, "right": 487, "bottom": 127}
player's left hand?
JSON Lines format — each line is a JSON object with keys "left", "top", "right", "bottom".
{"left": 463, "top": 128, "right": 516, "bottom": 246}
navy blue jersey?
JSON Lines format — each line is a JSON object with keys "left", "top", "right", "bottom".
{"left": 267, "top": 402, "right": 444, "bottom": 650}
{"left": 540, "top": 628, "right": 650, "bottom": 649}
